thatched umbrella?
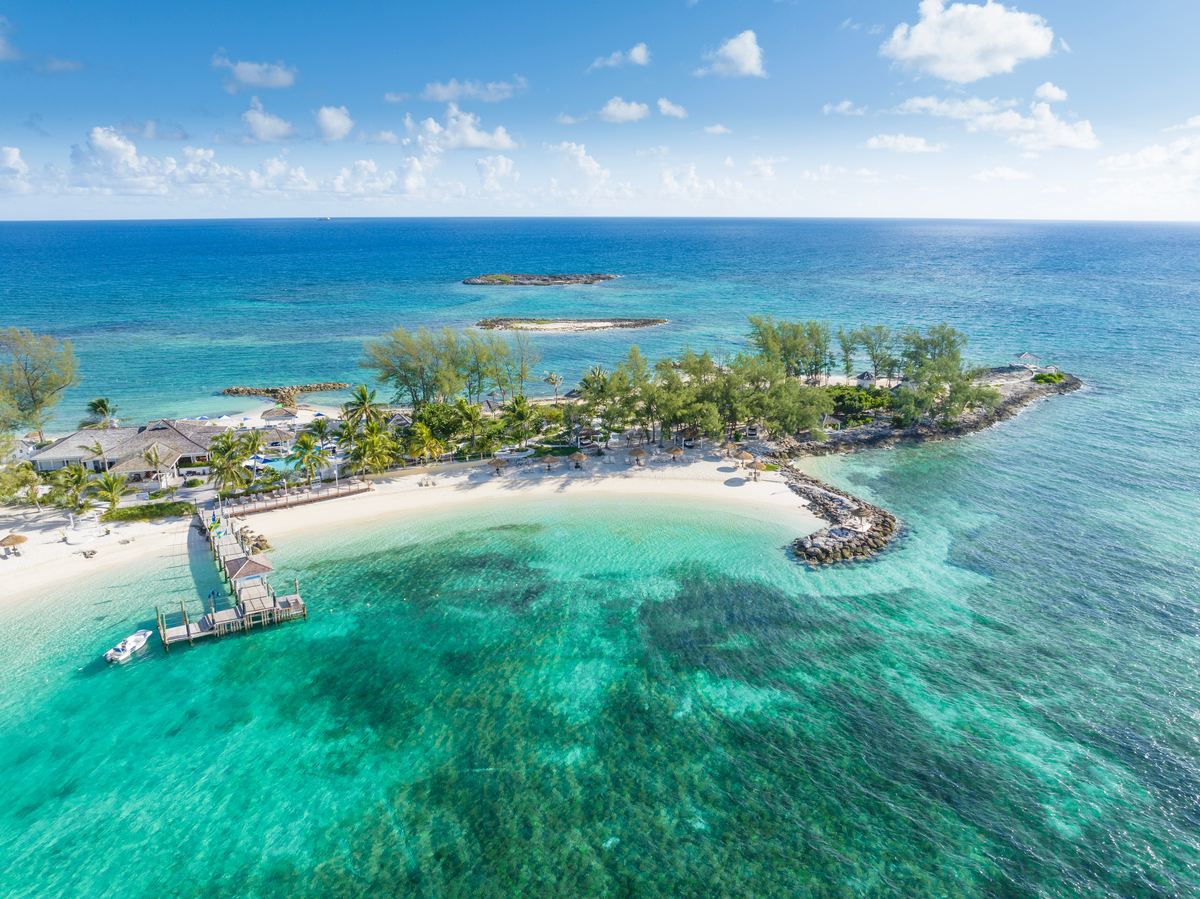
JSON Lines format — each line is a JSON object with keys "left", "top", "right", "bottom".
{"left": 628, "top": 447, "right": 648, "bottom": 466}
{"left": 665, "top": 445, "right": 684, "bottom": 461}
{"left": 542, "top": 455, "right": 558, "bottom": 471}
{"left": 733, "top": 450, "right": 754, "bottom": 468}
{"left": 748, "top": 461, "right": 767, "bottom": 481}
{"left": 0, "top": 533, "right": 28, "bottom": 548}
{"left": 719, "top": 441, "right": 738, "bottom": 457}
{"left": 568, "top": 451, "right": 586, "bottom": 470}
{"left": 487, "top": 457, "right": 508, "bottom": 476}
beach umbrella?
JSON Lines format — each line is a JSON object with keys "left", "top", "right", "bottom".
{"left": 0, "top": 534, "right": 27, "bottom": 547}
{"left": 487, "top": 457, "right": 508, "bottom": 476}
{"left": 665, "top": 445, "right": 684, "bottom": 461}
{"left": 542, "top": 456, "right": 557, "bottom": 470}
{"left": 568, "top": 451, "right": 586, "bottom": 469}
{"left": 720, "top": 441, "right": 738, "bottom": 457}
{"left": 748, "top": 461, "right": 767, "bottom": 481}
{"left": 628, "top": 447, "right": 648, "bottom": 466}
{"left": 733, "top": 451, "right": 754, "bottom": 468}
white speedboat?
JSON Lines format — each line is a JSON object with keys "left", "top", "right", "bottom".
{"left": 104, "top": 629, "right": 152, "bottom": 663}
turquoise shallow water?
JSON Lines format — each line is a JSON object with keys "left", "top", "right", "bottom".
{"left": 3, "top": 219, "right": 1200, "bottom": 896}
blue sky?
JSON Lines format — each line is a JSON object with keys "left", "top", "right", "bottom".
{"left": 1, "top": 0, "right": 1197, "bottom": 219}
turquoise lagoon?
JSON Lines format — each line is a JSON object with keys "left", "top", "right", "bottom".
{"left": 3, "top": 219, "right": 1200, "bottom": 897}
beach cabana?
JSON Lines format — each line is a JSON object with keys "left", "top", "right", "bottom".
{"left": 487, "top": 457, "right": 509, "bottom": 476}
{"left": 1, "top": 533, "right": 27, "bottom": 557}
{"left": 568, "top": 451, "right": 586, "bottom": 470}
{"left": 666, "top": 445, "right": 684, "bottom": 462}
{"left": 855, "top": 371, "right": 875, "bottom": 389}
{"left": 733, "top": 450, "right": 754, "bottom": 469}
{"left": 627, "top": 447, "right": 648, "bottom": 467}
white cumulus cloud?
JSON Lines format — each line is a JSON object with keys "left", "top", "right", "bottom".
{"left": 658, "top": 98, "right": 688, "bottom": 119}
{"left": 0, "top": 146, "right": 31, "bottom": 193}
{"left": 973, "top": 166, "right": 1032, "bottom": 180}
{"left": 880, "top": 1, "right": 1054, "bottom": 84}
{"left": 420, "top": 77, "right": 526, "bottom": 103}
{"left": 383, "top": 92, "right": 410, "bottom": 104}
{"left": 600, "top": 97, "right": 650, "bottom": 123}
{"left": 695, "top": 30, "right": 766, "bottom": 78}
{"left": 212, "top": 52, "right": 297, "bottom": 94}
{"left": 704, "top": 124, "right": 731, "bottom": 135}
{"left": 325, "top": 159, "right": 398, "bottom": 195}
{"left": 823, "top": 100, "right": 865, "bottom": 115}
{"left": 314, "top": 106, "right": 354, "bottom": 142}
{"left": 1164, "top": 115, "right": 1200, "bottom": 132}
{"left": 866, "top": 133, "right": 946, "bottom": 152}
{"left": 898, "top": 95, "right": 1098, "bottom": 150}
{"left": 241, "top": 97, "right": 295, "bottom": 143}
{"left": 416, "top": 104, "right": 518, "bottom": 152}
{"left": 1034, "top": 82, "right": 1067, "bottom": 102}
{"left": 477, "top": 155, "right": 519, "bottom": 192}
{"left": 549, "top": 141, "right": 610, "bottom": 182}
{"left": 589, "top": 43, "right": 651, "bottom": 71}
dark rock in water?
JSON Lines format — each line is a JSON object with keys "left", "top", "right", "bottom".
{"left": 463, "top": 273, "right": 617, "bottom": 286}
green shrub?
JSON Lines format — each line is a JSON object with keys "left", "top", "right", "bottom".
{"left": 102, "top": 501, "right": 195, "bottom": 522}
{"left": 1033, "top": 371, "right": 1065, "bottom": 384}
{"left": 184, "top": 477, "right": 205, "bottom": 488}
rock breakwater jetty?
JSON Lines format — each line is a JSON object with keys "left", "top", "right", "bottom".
{"left": 779, "top": 466, "right": 899, "bottom": 565}
{"left": 463, "top": 273, "right": 617, "bottom": 286}
{"left": 476, "top": 317, "right": 666, "bottom": 332}
{"left": 221, "top": 383, "right": 349, "bottom": 407}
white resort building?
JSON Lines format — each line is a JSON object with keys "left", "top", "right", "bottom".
{"left": 29, "top": 419, "right": 234, "bottom": 482}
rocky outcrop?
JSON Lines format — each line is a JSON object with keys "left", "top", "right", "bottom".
{"left": 463, "top": 273, "right": 617, "bottom": 285}
{"left": 779, "top": 466, "right": 899, "bottom": 565}
{"left": 221, "top": 383, "right": 349, "bottom": 407}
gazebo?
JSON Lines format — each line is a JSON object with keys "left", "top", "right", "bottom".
{"left": 665, "top": 445, "right": 684, "bottom": 462}
{"left": 733, "top": 450, "right": 754, "bottom": 469}
{"left": 1014, "top": 352, "right": 1040, "bottom": 367}
{"left": 487, "top": 457, "right": 509, "bottom": 476}
{"left": 627, "top": 447, "right": 648, "bottom": 466}
{"left": 568, "top": 451, "right": 587, "bottom": 470}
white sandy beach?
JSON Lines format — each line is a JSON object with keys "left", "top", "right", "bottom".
{"left": 2, "top": 452, "right": 823, "bottom": 603}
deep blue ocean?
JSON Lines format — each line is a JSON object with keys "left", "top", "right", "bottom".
{"left": 2, "top": 219, "right": 1200, "bottom": 898}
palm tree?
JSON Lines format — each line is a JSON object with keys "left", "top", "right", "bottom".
{"left": 455, "top": 398, "right": 484, "bottom": 444}
{"left": 348, "top": 421, "right": 396, "bottom": 476}
{"left": 88, "top": 472, "right": 130, "bottom": 511}
{"left": 208, "top": 430, "right": 251, "bottom": 494}
{"left": 305, "top": 416, "right": 335, "bottom": 449}
{"left": 239, "top": 430, "right": 267, "bottom": 487}
{"left": 286, "top": 433, "right": 331, "bottom": 486}
{"left": 50, "top": 464, "right": 91, "bottom": 511}
{"left": 501, "top": 394, "right": 537, "bottom": 448}
{"left": 406, "top": 422, "right": 446, "bottom": 466}
{"left": 142, "top": 446, "right": 170, "bottom": 490}
{"left": 80, "top": 397, "right": 123, "bottom": 430}
{"left": 341, "top": 385, "right": 388, "bottom": 431}
{"left": 544, "top": 372, "right": 564, "bottom": 403}
{"left": 78, "top": 438, "right": 109, "bottom": 472}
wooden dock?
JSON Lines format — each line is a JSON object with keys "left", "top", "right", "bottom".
{"left": 155, "top": 511, "right": 308, "bottom": 650}
{"left": 219, "top": 480, "right": 370, "bottom": 516}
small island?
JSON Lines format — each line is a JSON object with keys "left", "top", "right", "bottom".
{"left": 463, "top": 273, "right": 617, "bottom": 286}
{"left": 475, "top": 317, "right": 667, "bottom": 332}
